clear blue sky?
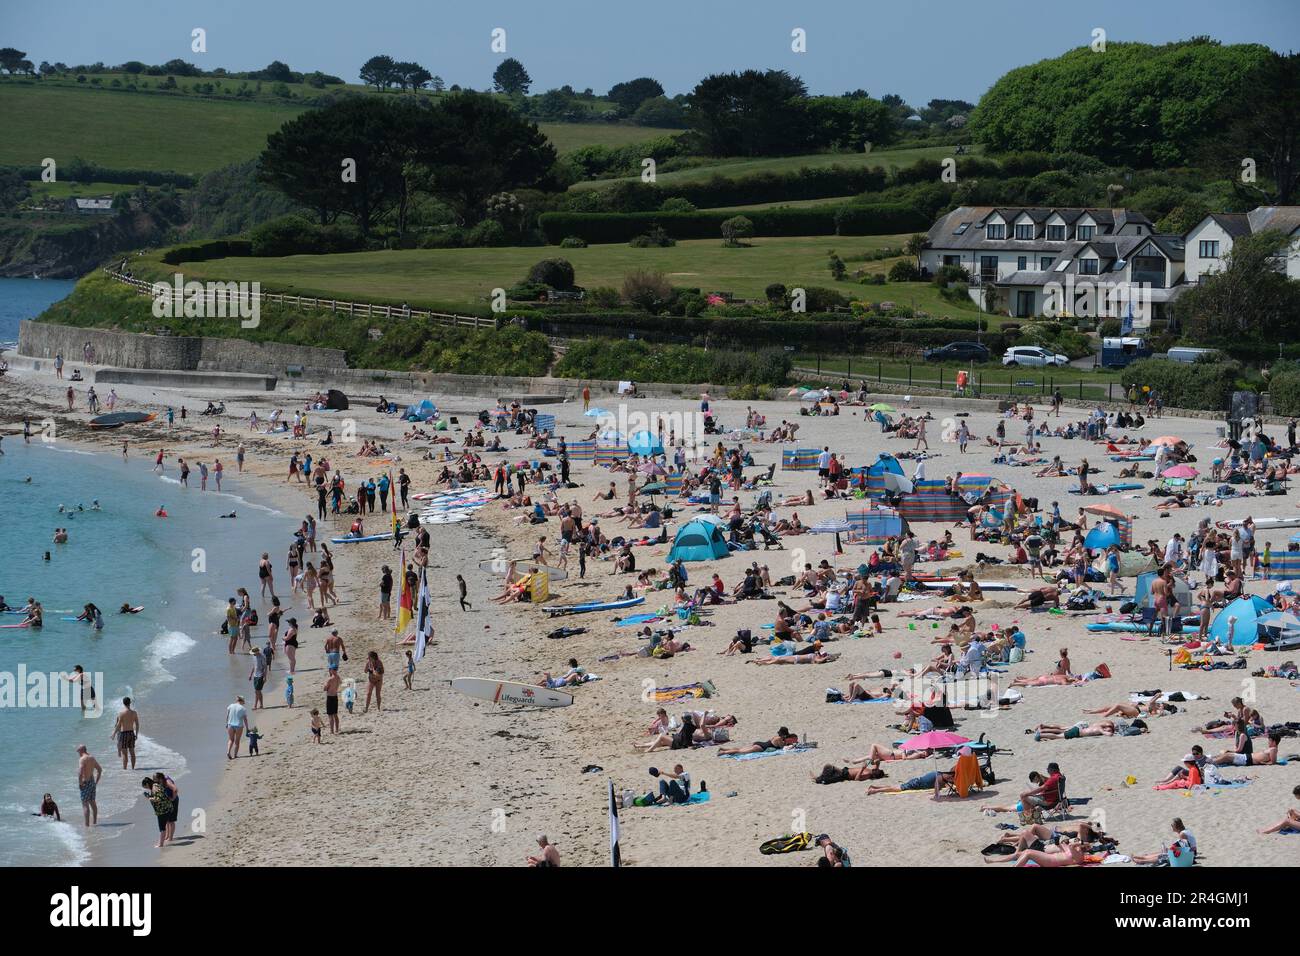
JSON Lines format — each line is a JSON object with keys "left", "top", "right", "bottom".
{"left": 3, "top": 0, "right": 1298, "bottom": 104}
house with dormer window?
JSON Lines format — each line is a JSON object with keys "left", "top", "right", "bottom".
{"left": 920, "top": 206, "right": 1186, "bottom": 325}
{"left": 1183, "top": 207, "right": 1300, "bottom": 282}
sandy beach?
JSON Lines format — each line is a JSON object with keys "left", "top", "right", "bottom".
{"left": 2, "top": 361, "right": 1297, "bottom": 869}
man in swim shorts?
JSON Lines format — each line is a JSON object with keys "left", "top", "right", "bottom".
{"left": 324, "top": 629, "right": 346, "bottom": 671}
{"left": 324, "top": 667, "right": 342, "bottom": 734}
{"left": 76, "top": 744, "right": 102, "bottom": 826}
{"left": 112, "top": 697, "right": 140, "bottom": 770}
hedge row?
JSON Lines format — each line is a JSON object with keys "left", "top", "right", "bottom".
{"left": 2, "top": 163, "right": 196, "bottom": 189}
{"left": 584, "top": 166, "right": 892, "bottom": 210}
{"left": 1120, "top": 359, "right": 1241, "bottom": 412}
{"left": 1267, "top": 364, "right": 1300, "bottom": 417}
{"left": 160, "top": 239, "right": 254, "bottom": 264}
{"left": 530, "top": 311, "right": 1006, "bottom": 353}
{"left": 539, "top": 203, "right": 927, "bottom": 244}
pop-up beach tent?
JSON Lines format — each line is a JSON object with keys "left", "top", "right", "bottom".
{"left": 325, "top": 389, "right": 349, "bottom": 410}
{"left": 1208, "top": 594, "right": 1275, "bottom": 646}
{"left": 863, "top": 453, "right": 906, "bottom": 495}
{"left": 668, "top": 515, "right": 730, "bottom": 562}
{"left": 403, "top": 399, "right": 437, "bottom": 422}
{"left": 628, "top": 430, "right": 664, "bottom": 456}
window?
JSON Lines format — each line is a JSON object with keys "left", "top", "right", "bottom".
{"left": 942, "top": 255, "right": 961, "bottom": 267}
{"left": 1014, "top": 223, "right": 1034, "bottom": 240}
{"left": 985, "top": 223, "right": 1006, "bottom": 240}
{"left": 1077, "top": 225, "right": 1094, "bottom": 240}
{"left": 1040, "top": 256, "right": 1055, "bottom": 270}
{"left": 979, "top": 255, "right": 999, "bottom": 280}
{"left": 1079, "top": 258, "right": 1099, "bottom": 275}
{"left": 1017, "top": 256, "right": 1028, "bottom": 270}
{"left": 1046, "top": 224, "right": 1065, "bottom": 241}
{"left": 1199, "top": 240, "right": 1220, "bottom": 258}
{"left": 954, "top": 223, "right": 970, "bottom": 235}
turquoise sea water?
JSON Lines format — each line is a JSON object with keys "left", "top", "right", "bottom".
{"left": 0, "top": 439, "right": 292, "bottom": 865}
{"left": 0, "top": 277, "right": 76, "bottom": 343}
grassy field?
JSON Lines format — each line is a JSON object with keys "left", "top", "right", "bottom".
{"left": 163, "top": 234, "right": 978, "bottom": 312}
{"left": 569, "top": 144, "right": 977, "bottom": 191}
{"left": 0, "top": 82, "right": 678, "bottom": 175}
{"left": 792, "top": 354, "right": 1120, "bottom": 399}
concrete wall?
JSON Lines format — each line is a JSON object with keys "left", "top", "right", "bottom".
{"left": 18, "top": 321, "right": 346, "bottom": 375}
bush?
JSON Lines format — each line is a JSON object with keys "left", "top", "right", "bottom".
{"left": 859, "top": 274, "right": 886, "bottom": 285}
{"left": 622, "top": 269, "right": 674, "bottom": 312}
{"left": 764, "top": 283, "right": 787, "bottom": 305}
{"left": 160, "top": 239, "right": 254, "bottom": 265}
{"left": 559, "top": 236, "right": 588, "bottom": 248}
{"left": 628, "top": 225, "right": 676, "bottom": 248}
{"left": 828, "top": 252, "right": 846, "bottom": 281}
{"left": 659, "top": 197, "right": 696, "bottom": 213}
{"left": 553, "top": 339, "right": 791, "bottom": 386}
{"left": 1268, "top": 363, "right": 1300, "bottom": 416}
{"left": 587, "top": 286, "right": 622, "bottom": 308}
{"left": 526, "top": 258, "right": 576, "bottom": 290}
{"left": 539, "top": 203, "right": 928, "bottom": 243}
{"left": 720, "top": 216, "right": 755, "bottom": 246}
{"left": 887, "top": 260, "right": 922, "bottom": 282}
{"left": 465, "top": 219, "right": 507, "bottom": 247}
{"left": 1120, "top": 358, "right": 1242, "bottom": 412}
{"left": 249, "top": 215, "right": 363, "bottom": 257}
{"left": 932, "top": 263, "right": 970, "bottom": 285}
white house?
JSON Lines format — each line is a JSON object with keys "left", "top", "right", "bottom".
{"left": 1184, "top": 207, "right": 1300, "bottom": 282}
{"left": 920, "top": 206, "right": 1180, "bottom": 325}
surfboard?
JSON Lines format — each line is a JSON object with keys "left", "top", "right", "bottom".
{"left": 329, "top": 533, "right": 394, "bottom": 543}
{"left": 88, "top": 411, "right": 156, "bottom": 429}
{"left": 542, "top": 596, "right": 645, "bottom": 616}
{"left": 418, "top": 513, "right": 472, "bottom": 525}
{"left": 1218, "top": 517, "right": 1300, "bottom": 531}
{"left": 912, "top": 579, "right": 1020, "bottom": 592}
{"left": 449, "top": 677, "right": 573, "bottom": 708}
{"left": 476, "top": 559, "right": 569, "bottom": 581}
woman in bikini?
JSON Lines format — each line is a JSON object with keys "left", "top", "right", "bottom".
{"left": 266, "top": 597, "right": 284, "bottom": 651}
{"left": 718, "top": 728, "right": 799, "bottom": 756}
{"left": 282, "top": 617, "right": 299, "bottom": 674}
{"left": 287, "top": 545, "right": 301, "bottom": 593}
{"left": 258, "top": 552, "right": 276, "bottom": 599}
{"left": 812, "top": 763, "right": 886, "bottom": 783}
{"left": 303, "top": 563, "right": 319, "bottom": 610}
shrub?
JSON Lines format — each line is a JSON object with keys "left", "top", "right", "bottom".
{"left": 1268, "top": 363, "right": 1300, "bottom": 416}
{"left": 628, "top": 225, "right": 676, "bottom": 248}
{"left": 1120, "top": 358, "right": 1242, "bottom": 412}
{"left": 622, "top": 269, "right": 674, "bottom": 312}
{"left": 465, "top": 219, "right": 507, "bottom": 247}
{"left": 764, "top": 283, "right": 787, "bottom": 305}
{"left": 828, "top": 251, "right": 846, "bottom": 280}
{"left": 720, "top": 216, "right": 755, "bottom": 246}
{"left": 678, "top": 292, "right": 706, "bottom": 317}
{"left": 859, "top": 274, "right": 886, "bottom": 285}
{"left": 553, "top": 339, "right": 791, "bottom": 386}
{"left": 932, "top": 263, "right": 970, "bottom": 285}
{"left": 887, "top": 260, "right": 922, "bottom": 282}
{"left": 587, "top": 286, "right": 622, "bottom": 308}
{"left": 526, "top": 258, "right": 576, "bottom": 290}
{"left": 249, "top": 215, "right": 362, "bottom": 257}
{"left": 538, "top": 203, "right": 927, "bottom": 243}
{"left": 559, "top": 236, "right": 588, "bottom": 248}
{"left": 659, "top": 197, "right": 696, "bottom": 213}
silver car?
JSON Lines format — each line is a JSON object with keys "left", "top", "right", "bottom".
{"left": 1002, "top": 346, "right": 1069, "bottom": 367}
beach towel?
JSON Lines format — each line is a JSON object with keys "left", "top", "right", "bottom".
{"left": 952, "top": 753, "right": 985, "bottom": 798}
{"left": 721, "top": 745, "right": 815, "bottom": 761}
{"left": 759, "top": 832, "right": 813, "bottom": 854}
{"left": 651, "top": 682, "right": 714, "bottom": 703}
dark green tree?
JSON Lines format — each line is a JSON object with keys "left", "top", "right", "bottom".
{"left": 492, "top": 57, "right": 531, "bottom": 95}
{"left": 607, "top": 77, "right": 663, "bottom": 113}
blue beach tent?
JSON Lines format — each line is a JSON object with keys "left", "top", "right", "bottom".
{"left": 1208, "top": 595, "right": 1275, "bottom": 646}
{"left": 628, "top": 430, "right": 664, "bottom": 456}
{"left": 667, "top": 515, "right": 730, "bottom": 562}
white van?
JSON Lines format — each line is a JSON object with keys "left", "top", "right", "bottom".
{"left": 1166, "top": 347, "right": 1221, "bottom": 364}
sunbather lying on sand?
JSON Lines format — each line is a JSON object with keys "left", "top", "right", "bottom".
{"left": 1083, "top": 700, "right": 1176, "bottom": 718}
{"left": 1259, "top": 785, "right": 1300, "bottom": 834}
{"left": 983, "top": 839, "right": 1087, "bottom": 867}
{"left": 718, "top": 727, "right": 800, "bottom": 755}
{"left": 811, "top": 763, "right": 886, "bottom": 783}
{"left": 750, "top": 650, "right": 840, "bottom": 665}
{"left": 845, "top": 744, "right": 931, "bottom": 765}
{"left": 1009, "top": 673, "right": 1083, "bottom": 687}
{"left": 1031, "top": 719, "right": 1147, "bottom": 740}
{"left": 865, "top": 767, "right": 955, "bottom": 796}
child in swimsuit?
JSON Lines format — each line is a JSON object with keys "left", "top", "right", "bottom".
{"left": 309, "top": 709, "right": 323, "bottom": 742}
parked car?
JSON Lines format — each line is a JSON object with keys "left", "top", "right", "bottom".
{"left": 1166, "top": 346, "right": 1222, "bottom": 364}
{"left": 923, "top": 342, "right": 990, "bottom": 363}
{"left": 1002, "top": 345, "right": 1070, "bottom": 367}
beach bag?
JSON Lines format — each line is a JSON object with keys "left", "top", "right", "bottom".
{"left": 825, "top": 689, "right": 845, "bottom": 703}
{"left": 981, "top": 842, "right": 1015, "bottom": 856}
{"left": 759, "top": 832, "right": 813, "bottom": 855}
{"left": 1094, "top": 662, "right": 1112, "bottom": 679}
{"left": 1008, "top": 646, "right": 1025, "bottom": 664}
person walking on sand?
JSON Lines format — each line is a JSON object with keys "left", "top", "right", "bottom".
{"left": 364, "top": 650, "right": 384, "bottom": 712}
{"left": 226, "top": 695, "right": 249, "bottom": 759}
{"left": 55, "top": 353, "right": 64, "bottom": 379}
{"left": 914, "top": 416, "right": 928, "bottom": 452}
{"left": 324, "top": 668, "right": 342, "bottom": 734}
{"left": 111, "top": 697, "right": 140, "bottom": 770}
{"left": 379, "top": 566, "right": 393, "bottom": 620}
{"left": 66, "top": 386, "right": 75, "bottom": 411}
{"left": 457, "top": 573, "right": 471, "bottom": 611}
{"left": 214, "top": 458, "right": 224, "bottom": 491}
{"left": 324, "top": 629, "right": 346, "bottom": 671}
{"left": 75, "top": 745, "right": 102, "bottom": 826}
{"left": 249, "top": 647, "right": 267, "bottom": 710}
{"left": 582, "top": 385, "right": 590, "bottom": 413}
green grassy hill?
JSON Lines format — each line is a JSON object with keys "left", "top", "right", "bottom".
{"left": 149, "top": 234, "right": 980, "bottom": 319}
{"left": 0, "top": 81, "right": 680, "bottom": 175}
{"left": 568, "top": 144, "right": 977, "bottom": 192}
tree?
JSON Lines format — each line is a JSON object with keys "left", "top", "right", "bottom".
{"left": 688, "top": 69, "right": 809, "bottom": 156}
{"left": 904, "top": 233, "right": 926, "bottom": 269}
{"left": 970, "top": 38, "right": 1273, "bottom": 167}
{"left": 417, "top": 92, "right": 556, "bottom": 222}
{"left": 0, "top": 47, "right": 27, "bottom": 74}
{"left": 720, "top": 216, "right": 754, "bottom": 246}
{"left": 1181, "top": 230, "right": 1300, "bottom": 344}
{"left": 0, "top": 169, "right": 30, "bottom": 212}
{"left": 526, "top": 258, "right": 576, "bottom": 290}
{"left": 260, "top": 97, "right": 428, "bottom": 234}
{"left": 607, "top": 77, "right": 663, "bottom": 114}
{"left": 38, "top": 61, "right": 54, "bottom": 76}
{"left": 492, "top": 57, "right": 531, "bottom": 95}
{"left": 431, "top": 75, "right": 445, "bottom": 93}
{"left": 1203, "top": 52, "right": 1300, "bottom": 205}
{"left": 359, "top": 54, "right": 397, "bottom": 91}
{"left": 259, "top": 60, "right": 294, "bottom": 82}
{"left": 631, "top": 95, "right": 688, "bottom": 128}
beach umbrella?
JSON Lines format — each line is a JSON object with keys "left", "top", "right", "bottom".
{"left": 868, "top": 403, "right": 896, "bottom": 412}
{"left": 1161, "top": 464, "right": 1199, "bottom": 479}
{"left": 900, "top": 731, "right": 970, "bottom": 751}
{"left": 810, "top": 518, "right": 853, "bottom": 554}
{"left": 1256, "top": 610, "right": 1300, "bottom": 633}
{"left": 787, "top": 387, "right": 810, "bottom": 396}
{"left": 1082, "top": 503, "right": 1126, "bottom": 520}
{"left": 584, "top": 407, "right": 610, "bottom": 417}
{"left": 881, "top": 472, "right": 914, "bottom": 494}
{"left": 638, "top": 461, "right": 667, "bottom": 477}
{"left": 1084, "top": 523, "right": 1120, "bottom": 550}
{"left": 801, "top": 389, "right": 828, "bottom": 402}
{"left": 639, "top": 481, "right": 667, "bottom": 495}
{"left": 1150, "top": 435, "right": 1184, "bottom": 447}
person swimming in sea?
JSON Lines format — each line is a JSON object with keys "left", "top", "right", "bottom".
{"left": 119, "top": 603, "right": 143, "bottom": 614}
{"left": 220, "top": 511, "right": 237, "bottom": 519}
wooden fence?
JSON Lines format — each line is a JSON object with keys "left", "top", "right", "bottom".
{"left": 106, "top": 271, "right": 497, "bottom": 330}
